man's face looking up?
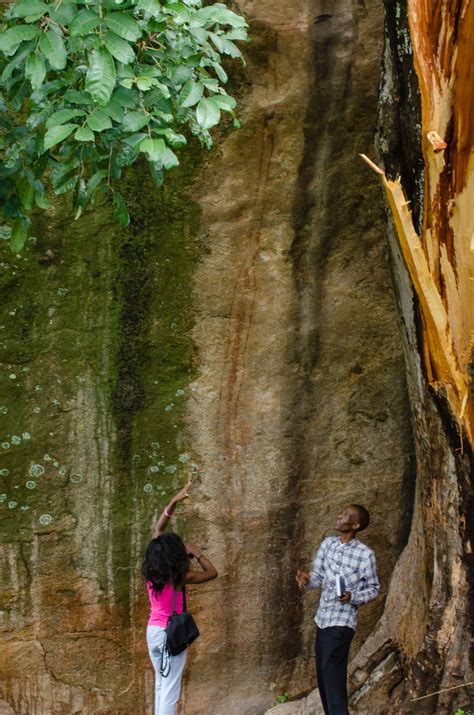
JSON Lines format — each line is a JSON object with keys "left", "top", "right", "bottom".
{"left": 336, "top": 506, "right": 360, "bottom": 533}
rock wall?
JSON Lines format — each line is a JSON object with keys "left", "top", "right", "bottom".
{"left": 181, "top": 0, "right": 414, "bottom": 711}
{"left": 0, "top": 0, "right": 416, "bottom": 713}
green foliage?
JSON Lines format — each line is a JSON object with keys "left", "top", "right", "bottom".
{"left": 276, "top": 693, "right": 291, "bottom": 704}
{"left": 0, "top": 0, "right": 248, "bottom": 250}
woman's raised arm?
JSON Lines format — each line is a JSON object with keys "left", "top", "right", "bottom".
{"left": 152, "top": 481, "right": 192, "bottom": 537}
{"left": 185, "top": 543, "right": 218, "bottom": 584}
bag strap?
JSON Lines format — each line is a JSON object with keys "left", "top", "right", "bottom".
{"left": 160, "top": 643, "right": 171, "bottom": 678}
{"left": 170, "top": 585, "right": 187, "bottom": 614}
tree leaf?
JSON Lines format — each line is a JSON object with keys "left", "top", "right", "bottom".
{"left": 39, "top": 30, "right": 67, "bottom": 70}
{"left": 101, "top": 99, "right": 124, "bottom": 122}
{"left": 149, "top": 162, "right": 164, "bottom": 187}
{"left": 46, "top": 109, "right": 86, "bottom": 129}
{"left": 160, "top": 146, "right": 179, "bottom": 169}
{"left": 104, "top": 31, "right": 135, "bottom": 64}
{"left": 190, "top": 26, "right": 208, "bottom": 44}
{"left": 0, "top": 25, "right": 39, "bottom": 52}
{"left": 35, "top": 189, "right": 49, "bottom": 208}
{"left": 53, "top": 169, "right": 78, "bottom": 194}
{"left": 112, "top": 86, "right": 139, "bottom": 108}
{"left": 116, "top": 142, "right": 139, "bottom": 166}
{"left": 226, "top": 28, "right": 248, "bottom": 41}
{"left": 136, "top": 76, "right": 154, "bottom": 91}
{"left": 193, "top": 5, "right": 247, "bottom": 28}
{"left": 104, "top": 13, "right": 142, "bottom": 42}
{"left": 170, "top": 65, "right": 193, "bottom": 84}
{"left": 10, "top": 219, "right": 28, "bottom": 252}
{"left": 210, "top": 60, "right": 228, "bottom": 83}
{"left": 219, "top": 37, "right": 242, "bottom": 59}
{"left": 49, "top": 1, "right": 78, "bottom": 25}
{"left": 137, "top": 0, "right": 163, "bottom": 16}
{"left": 196, "top": 97, "right": 220, "bottom": 129}
{"left": 25, "top": 53, "right": 46, "bottom": 90}
{"left": 113, "top": 192, "right": 130, "bottom": 227}
{"left": 179, "top": 79, "right": 203, "bottom": 108}
{"left": 74, "top": 126, "right": 95, "bottom": 141}
{"left": 163, "top": 2, "right": 190, "bottom": 23}
{"left": 44, "top": 124, "right": 78, "bottom": 150}
{"left": 201, "top": 78, "right": 219, "bottom": 91}
{"left": 10, "top": 80, "right": 29, "bottom": 112}
{"left": 122, "top": 111, "right": 149, "bottom": 132}
{"left": 209, "top": 31, "right": 224, "bottom": 52}
{"left": 86, "top": 108, "right": 113, "bottom": 131}
{"left": 16, "top": 177, "right": 35, "bottom": 212}
{"left": 87, "top": 169, "right": 107, "bottom": 196}
{"left": 69, "top": 9, "right": 101, "bottom": 36}
{"left": 85, "top": 48, "right": 116, "bottom": 106}
{"left": 153, "top": 127, "right": 186, "bottom": 148}
{"left": 123, "top": 132, "right": 147, "bottom": 147}
{"left": 11, "top": 0, "right": 48, "bottom": 18}
{"left": 139, "top": 137, "right": 166, "bottom": 161}
{"left": 26, "top": 107, "right": 49, "bottom": 129}
{"left": 73, "top": 177, "right": 88, "bottom": 216}
{"left": 212, "top": 93, "right": 236, "bottom": 111}
{"left": 1, "top": 43, "right": 33, "bottom": 82}
{"left": 63, "top": 90, "right": 93, "bottom": 105}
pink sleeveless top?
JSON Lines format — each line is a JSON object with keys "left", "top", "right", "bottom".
{"left": 147, "top": 582, "right": 183, "bottom": 627}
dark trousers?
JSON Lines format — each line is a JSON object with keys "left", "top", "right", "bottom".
{"left": 315, "top": 625, "right": 354, "bottom": 715}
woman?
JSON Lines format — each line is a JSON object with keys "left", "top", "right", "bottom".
{"left": 142, "top": 481, "right": 218, "bottom": 715}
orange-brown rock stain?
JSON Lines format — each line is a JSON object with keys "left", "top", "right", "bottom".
{"left": 218, "top": 119, "right": 275, "bottom": 460}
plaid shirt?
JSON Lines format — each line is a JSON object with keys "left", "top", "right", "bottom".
{"left": 307, "top": 536, "right": 379, "bottom": 630}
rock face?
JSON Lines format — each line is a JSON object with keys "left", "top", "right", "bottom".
{"left": 183, "top": 0, "right": 413, "bottom": 712}
{"left": 0, "top": 1, "right": 431, "bottom": 715}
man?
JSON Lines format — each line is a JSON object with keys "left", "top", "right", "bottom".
{"left": 296, "top": 505, "right": 379, "bottom": 715}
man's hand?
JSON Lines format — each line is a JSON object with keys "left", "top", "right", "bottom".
{"left": 173, "top": 480, "right": 192, "bottom": 503}
{"left": 296, "top": 570, "right": 310, "bottom": 589}
{"left": 339, "top": 591, "right": 351, "bottom": 603}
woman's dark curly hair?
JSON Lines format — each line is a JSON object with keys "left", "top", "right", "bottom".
{"left": 141, "top": 533, "right": 189, "bottom": 592}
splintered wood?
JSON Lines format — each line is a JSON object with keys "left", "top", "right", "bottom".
{"left": 361, "top": 0, "right": 474, "bottom": 446}
{"left": 361, "top": 154, "right": 472, "bottom": 444}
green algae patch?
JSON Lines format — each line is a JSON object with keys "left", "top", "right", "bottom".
{"left": 0, "top": 147, "right": 204, "bottom": 614}
{"left": 108, "top": 150, "right": 202, "bottom": 608}
{"left": 0, "top": 219, "right": 62, "bottom": 526}
{"left": 0, "top": 200, "right": 119, "bottom": 533}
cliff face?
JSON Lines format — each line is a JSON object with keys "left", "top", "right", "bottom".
{"left": 2, "top": 0, "right": 469, "bottom": 714}
{"left": 183, "top": 0, "right": 413, "bottom": 712}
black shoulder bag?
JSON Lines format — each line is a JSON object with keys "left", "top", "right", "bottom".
{"left": 165, "top": 587, "right": 199, "bottom": 657}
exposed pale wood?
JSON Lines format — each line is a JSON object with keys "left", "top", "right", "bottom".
{"left": 362, "top": 159, "right": 473, "bottom": 444}
{"left": 361, "top": 0, "right": 474, "bottom": 447}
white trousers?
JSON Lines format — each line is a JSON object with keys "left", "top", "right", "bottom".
{"left": 147, "top": 625, "right": 187, "bottom": 715}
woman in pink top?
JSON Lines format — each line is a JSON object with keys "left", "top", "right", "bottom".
{"left": 142, "top": 481, "right": 217, "bottom": 715}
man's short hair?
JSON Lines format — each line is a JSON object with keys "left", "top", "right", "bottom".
{"left": 350, "top": 504, "right": 370, "bottom": 532}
